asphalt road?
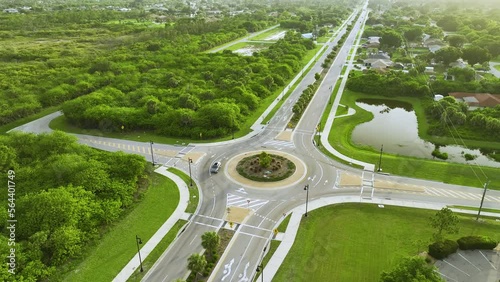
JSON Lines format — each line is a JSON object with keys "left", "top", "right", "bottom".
{"left": 9, "top": 3, "right": 500, "bottom": 282}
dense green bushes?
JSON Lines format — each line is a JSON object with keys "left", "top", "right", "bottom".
{"left": 428, "top": 239, "right": 459, "bottom": 259}
{"left": 457, "top": 236, "right": 498, "bottom": 250}
{"left": 346, "top": 71, "right": 431, "bottom": 98}
{"left": 0, "top": 132, "right": 148, "bottom": 280}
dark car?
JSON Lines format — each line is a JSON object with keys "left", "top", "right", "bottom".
{"left": 210, "top": 161, "right": 221, "bottom": 173}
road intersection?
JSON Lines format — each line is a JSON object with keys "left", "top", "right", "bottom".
{"left": 9, "top": 3, "right": 500, "bottom": 282}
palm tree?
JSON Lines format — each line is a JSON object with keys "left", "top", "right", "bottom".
{"left": 187, "top": 253, "right": 207, "bottom": 282}
{"left": 201, "top": 231, "right": 220, "bottom": 254}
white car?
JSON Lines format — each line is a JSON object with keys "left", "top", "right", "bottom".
{"left": 210, "top": 161, "right": 221, "bottom": 173}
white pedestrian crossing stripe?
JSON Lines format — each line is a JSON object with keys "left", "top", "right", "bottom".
{"left": 263, "top": 140, "right": 295, "bottom": 149}
{"left": 424, "top": 187, "right": 500, "bottom": 202}
{"left": 226, "top": 194, "right": 268, "bottom": 211}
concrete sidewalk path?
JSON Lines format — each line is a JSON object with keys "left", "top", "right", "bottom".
{"left": 113, "top": 167, "right": 191, "bottom": 282}
{"left": 259, "top": 196, "right": 500, "bottom": 282}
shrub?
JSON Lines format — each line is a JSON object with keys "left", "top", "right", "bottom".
{"left": 428, "top": 239, "right": 458, "bottom": 259}
{"left": 431, "top": 149, "right": 448, "bottom": 160}
{"left": 464, "top": 153, "right": 476, "bottom": 161}
{"left": 457, "top": 236, "right": 497, "bottom": 250}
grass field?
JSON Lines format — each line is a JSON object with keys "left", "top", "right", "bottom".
{"left": 325, "top": 90, "right": 500, "bottom": 190}
{"left": 249, "top": 28, "right": 287, "bottom": 41}
{"left": 62, "top": 172, "right": 180, "bottom": 282}
{"left": 495, "top": 65, "right": 500, "bottom": 71}
{"left": 274, "top": 203, "right": 500, "bottom": 282}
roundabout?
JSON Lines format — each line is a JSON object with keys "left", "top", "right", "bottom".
{"left": 224, "top": 150, "right": 307, "bottom": 189}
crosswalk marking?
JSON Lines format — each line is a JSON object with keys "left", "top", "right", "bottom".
{"left": 424, "top": 187, "right": 500, "bottom": 203}
{"left": 226, "top": 194, "right": 268, "bottom": 212}
{"left": 263, "top": 140, "right": 295, "bottom": 149}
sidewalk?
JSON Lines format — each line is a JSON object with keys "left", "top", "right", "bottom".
{"left": 259, "top": 196, "right": 500, "bottom": 282}
{"left": 319, "top": 5, "right": 376, "bottom": 172}
{"left": 112, "top": 167, "right": 191, "bottom": 282}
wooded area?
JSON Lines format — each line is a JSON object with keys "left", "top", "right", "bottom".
{"left": 0, "top": 131, "right": 148, "bottom": 280}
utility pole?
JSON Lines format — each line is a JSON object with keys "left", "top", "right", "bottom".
{"left": 377, "top": 144, "right": 383, "bottom": 172}
{"left": 476, "top": 180, "right": 490, "bottom": 221}
{"left": 188, "top": 158, "right": 193, "bottom": 187}
{"left": 304, "top": 184, "right": 310, "bottom": 217}
{"left": 149, "top": 141, "right": 155, "bottom": 166}
{"left": 135, "top": 235, "right": 143, "bottom": 272}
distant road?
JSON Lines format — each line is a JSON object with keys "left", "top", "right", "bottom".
{"left": 207, "top": 24, "right": 280, "bottom": 53}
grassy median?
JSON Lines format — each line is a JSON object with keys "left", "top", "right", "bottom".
{"left": 274, "top": 203, "right": 500, "bottom": 282}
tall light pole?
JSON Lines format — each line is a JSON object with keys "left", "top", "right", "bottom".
{"left": 256, "top": 246, "right": 267, "bottom": 282}
{"left": 304, "top": 184, "right": 309, "bottom": 217}
{"left": 149, "top": 141, "right": 155, "bottom": 166}
{"left": 377, "top": 144, "right": 383, "bottom": 172}
{"left": 317, "top": 123, "right": 321, "bottom": 146}
{"left": 135, "top": 235, "right": 143, "bottom": 272}
{"left": 188, "top": 158, "right": 193, "bottom": 187}
{"left": 476, "top": 180, "right": 490, "bottom": 221}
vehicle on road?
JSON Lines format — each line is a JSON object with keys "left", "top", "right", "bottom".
{"left": 210, "top": 161, "right": 221, "bottom": 173}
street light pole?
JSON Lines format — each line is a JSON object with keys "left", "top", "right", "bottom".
{"left": 188, "top": 158, "right": 193, "bottom": 187}
{"left": 256, "top": 246, "right": 267, "bottom": 282}
{"left": 149, "top": 141, "right": 155, "bottom": 166}
{"left": 304, "top": 184, "right": 309, "bottom": 217}
{"left": 317, "top": 123, "right": 321, "bottom": 146}
{"left": 135, "top": 235, "right": 143, "bottom": 272}
{"left": 377, "top": 144, "right": 383, "bottom": 172}
{"left": 476, "top": 180, "right": 490, "bottom": 221}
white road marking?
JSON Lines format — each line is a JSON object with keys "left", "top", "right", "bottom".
{"left": 479, "top": 250, "right": 497, "bottom": 270}
{"left": 238, "top": 262, "right": 250, "bottom": 282}
{"left": 189, "top": 236, "right": 196, "bottom": 246}
{"left": 458, "top": 253, "right": 481, "bottom": 271}
{"left": 442, "top": 259, "right": 470, "bottom": 276}
{"left": 221, "top": 258, "right": 235, "bottom": 281}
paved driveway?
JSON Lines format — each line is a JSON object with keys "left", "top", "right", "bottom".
{"left": 435, "top": 249, "right": 500, "bottom": 282}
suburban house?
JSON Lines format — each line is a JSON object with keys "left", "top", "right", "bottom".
{"left": 449, "top": 92, "right": 500, "bottom": 110}
{"left": 449, "top": 59, "right": 468, "bottom": 69}
{"left": 423, "top": 38, "right": 445, "bottom": 53}
{"left": 362, "top": 36, "right": 381, "bottom": 48}
{"left": 363, "top": 52, "right": 393, "bottom": 69}
{"left": 424, "top": 66, "right": 435, "bottom": 74}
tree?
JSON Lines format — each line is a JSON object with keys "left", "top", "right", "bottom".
{"left": 201, "top": 231, "right": 220, "bottom": 254}
{"left": 436, "top": 15, "right": 461, "bottom": 31}
{"left": 404, "top": 27, "right": 423, "bottom": 42}
{"left": 380, "top": 256, "right": 443, "bottom": 282}
{"left": 314, "top": 73, "right": 320, "bottom": 80}
{"left": 259, "top": 151, "right": 272, "bottom": 168}
{"left": 380, "top": 30, "right": 402, "bottom": 48}
{"left": 434, "top": 47, "right": 462, "bottom": 66}
{"left": 462, "top": 46, "right": 491, "bottom": 66}
{"left": 187, "top": 253, "right": 207, "bottom": 281}
{"left": 446, "top": 34, "right": 467, "bottom": 48}
{"left": 430, "top": 207, "right": 459, "bottom": 242}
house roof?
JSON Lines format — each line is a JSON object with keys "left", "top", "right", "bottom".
{"left": 371, "top": 59, "right": 392, "bottom": 68}
{"left": 449, "top": 92, "right": 500, "bottom": 107}
{"left": 367, "top": 53, "right": 390, "bottom": 60}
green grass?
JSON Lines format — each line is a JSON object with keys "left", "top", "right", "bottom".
{"left": 167, "top": 167, "right": 199, "bottom": 213}
{"left": 335, "top": 105, "right": 348, "bottom": 116}
{"left": 278, "top": 214, "right": 291, "bottom": 231}
{"left": 494, "top": 65, "right": 500, "bottom": 71}
{"left": 249, "top": 28, "right": 286, "bottom": 41}
{"left": 274, "top": 203, "right": 500, "bottom": 282}
{"left": 127, "top": 220, "right": 187, "bottom": 282}
{"left": 325, "top": 90, "right": 500, "bottom": 190}
{"left": 0, "top": 106, "right": 60, "bottom": 134}
{"left": 63, "top": 172, "right": 180, "bottom": 282}
{"left": 225, "top": 42, "right": 273, "bottom": 52}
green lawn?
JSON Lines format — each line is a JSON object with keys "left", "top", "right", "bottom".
{"left": 167, "top": 167, "right": 199, "bottom": 213}
{"left": 325, "top": 90, "right": 500, "bottom": 190}
{"left": 274, "top": 203, "right": 500, "bottom": 282}
{"left": 62, "top": 172, "right": 180, "bottom": 282}
{"left": 494, "top": 65, "right": 500, "bottom": 71}
{"left": 249, "top": 28, "right": 286, "bottom": 41}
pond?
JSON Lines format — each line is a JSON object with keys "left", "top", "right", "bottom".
{"left": 351, "top": 99, "right": 500, "bottom": 168}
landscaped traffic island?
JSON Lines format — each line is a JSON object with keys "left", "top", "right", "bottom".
{"left": 236, "top": 151, "right": 296, "bottom": 182}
